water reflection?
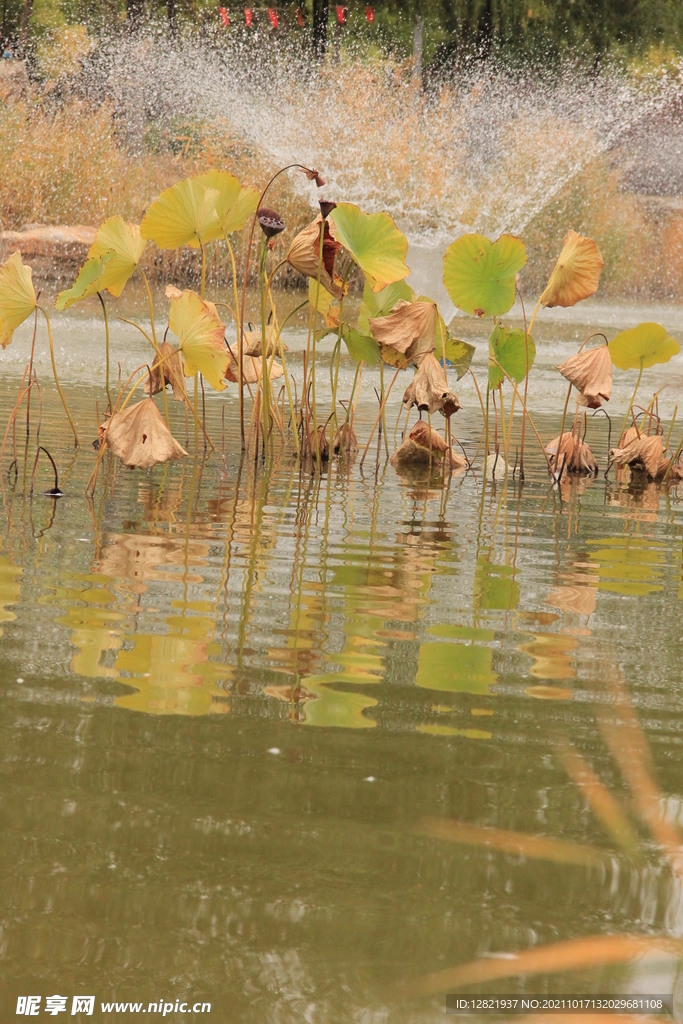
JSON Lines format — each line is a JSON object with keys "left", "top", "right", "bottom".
{"left": 2, "top": 392, "right": 683, "bottom": 1021}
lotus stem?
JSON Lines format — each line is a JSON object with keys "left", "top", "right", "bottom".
{"left": 617, "top": 363, "right": 644, "bottom": 449}
{"left": 527, "top": 295, "right": 542, "bottom": 334}
{"left": 483, "top": 385, "right": 490, "bottom": 483}
{"left": 663, "top": 432, "right": 683, "bottom": 484}
{"left": 555, "top": 382, "right": 573, "bottom": 471}
{"left": 469, "top": 367, "right": 486, "bottom": 423}
{"left": 359, "top": 368, "right": 400, "bottom": 468}
{"left": 25, "top": 307, "right": 38, "bottom": 439}
{"left": 139, "top": 272, "right": 170, "bottom": 428}
{"left": 666, "top": 406, "right": 678, "bottom": 449}
{"left": 499, "top": 385, "right": 508, "bottom": 475}
{"left": 38, "top": 307, "right": 78, "bottom": 448}
{"left": 200, "top": 239, "right": 206, "bottom": 300}
{"left": 0, "top": 367, "right": 30, "bottom": 467}
{"left": 193, "top": 373, "right": 199, "bottom": 452}
{"left": 266, "top": 289, "right": 301, "bottom": 457}
{"left": 97, "top": 291, "right": 113, "bottom": 412}
{"left": 379, "top": 359, "right": 390, "bottom": 459}
{"left": 490, "top": 356, "right": 554, "bottom": 476}
{"left": 224, "top": 235, "right": 246, "bottom": 451}
{"left": 310, "top": 219, "right": 325, "bottom": 467}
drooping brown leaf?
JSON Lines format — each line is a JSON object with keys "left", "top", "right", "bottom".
{"left": 144, "top": 341, "right": 186, "bottom": 403}
{"left": 545, "top": 432, "right": 598, "bottom": 475}
{"left": 610, "top": 433, "right": 664, "bottom": 479}
{"left": 402, "top": 353, "right": 460, "bottom": 417}
{"left": 558, "top": 345, "right": 612, "bottom": 408}
{"left": 391, "top": 420, "right": 466, "bottom": 470}
{"left": 540, "top": 230, "right": 604, "bottom": 308}
{"left": 369, "top": 299, "right": 437, "bottom": 368}
{"left": 287, "top": 215, "right": 345, "bottom": 299}
{"left": 243, "top": 326, "right": 287, "bottom": 358}
{"left": 105, "top": 399, "right": 188, "bottom": 469}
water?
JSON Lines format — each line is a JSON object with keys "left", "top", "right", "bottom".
{"left": 2, "top": 315, "right": 683, "bottom": 1021}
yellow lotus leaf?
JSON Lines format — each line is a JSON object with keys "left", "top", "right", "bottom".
{"left": 610, "top": 433, "right": 664, "bottom": 478}
{"left": 168, "top": 289, "right": 229, "bottom": 391}
{"left": 140, "top": 179, "right": 220, "bottom": 251}
{"left": 106, "top": 399, "right": 188, "bottom": 469}
{"left": 369, "top": 299, "right": 437, "bottom": 368}
{"left": 0, "top": 251, "right": 37, "bottom": 348}
{"left": 329, "top": 203, "right": 409, "bottom": 292}
{"left": 608, "top": 322, "right": 680, "bottom": 371}
{"left": 194, "top": 171, "right": 260, "bottom": 241}
{"left": 402, "top": 352, "right": 460, "bottom": 417}
{"left": 88, "top": 217, "right": 147, "bottom": 296}
{"left": 557, "top": 344, "right": 612, "bottom": 407}
{"left": 55, "top": 251, "right": 115, "bottom": 310}
{"left": 308, "top": 278, "right": 340, "bottom": 328}
{"left": 289, "top": 215, "right": 345, "bottom": 299}
{"left": 540, "top": 230, "right": 604, "bottom": 308}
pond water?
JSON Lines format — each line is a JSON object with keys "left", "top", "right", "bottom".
{"left": 2, "top": 304, "right": 683, "bottom": 1022}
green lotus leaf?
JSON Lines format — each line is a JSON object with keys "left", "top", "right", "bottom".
{"left": 435, "top": 332, "right": 476, "bottom": 381}
{"left": 341, "top": 325, "right": 380, "bottom": 365}
{"left": 0, "top": 251, "right": 37, "bottom": 349}
{"left": 357, "top": 279, "right": 415, "bottom": 334}
{"left": 55, "top": 251, "right": 115, "bottom": 310}
{"left": 488, "top": 323, "right": 535, "bottom": 389}
{"left": 140, "top": 179, "right": 221, "bottom": 251}
{"left": 88, "top": 217, "right": 147, "bottom": 297}
{"left": 194, "top": 171, "right": 260, "bottom": 242}
{"left": 329, "top": 203, "right": 409, "bottom": 293}
{"left": 608, "top": 322, "right": 680, "bottom": 371}
{"left": 443, "top": 233, "right": 526, "bottom": 317}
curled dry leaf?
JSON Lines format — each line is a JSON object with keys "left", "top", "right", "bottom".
{"left": 243, "top": 325, "right": 287, "bottom": 358}
{"left": 225, "top": 349, "right": 284, "bottom": 385}
{"left": 105, "top": 399, "right": 188, "bottom": 470}
{"left": 391, "top": 420, "right": 467, "bottom": 470}
{"left": 541, "top": 230, "right": 604, "bottom": 308}
{"left": 610, "top": 433, "right": 665, "bottom": 479}
{"left": 369, "top": 299, "right": 437, "bottom": 368}
{"left": 144, "top": 341, "right": 186, "bottom": 402}
{"left": 333, "top": 422, "right": 359, "bottom": 458}
{"left": 545, "top": 432, "right": 598, "bottom": 475}
{"left": 558, "top": 344, "right": 612, "bottom": 408}
{"left": 402, "top": 353, "right": 460, "bottom": 417}
{"left": 288, "top": 215, "right": 344, "bottom": 299}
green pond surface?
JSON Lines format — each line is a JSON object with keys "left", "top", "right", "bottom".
{"left": 2, "top": 307, "right": 683, "bottom": 1022}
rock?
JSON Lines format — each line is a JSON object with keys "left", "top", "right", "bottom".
{"left": 0, "top": 225, "right": 97, "bottom": 283}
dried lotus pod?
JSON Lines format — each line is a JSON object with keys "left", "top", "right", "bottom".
{"left": 545, "top": 432, "right": 598, "bottom": 475}
{"left": 257, "top": 208, "right": 285, "bottom": 238}
{"left": 402, "top": 353, "right": 460, "bottom": 417}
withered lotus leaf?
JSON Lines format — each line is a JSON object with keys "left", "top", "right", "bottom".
{"left": 540, "top": 230, "right": 604, "bottom": 308}
{"left": 144, "top": 341, "right": 186, "bottom": 402}
{"left": 288, "top": 216, "right": 345, "bottom": 299}
{"left": 557, "top": 344, "right": 612, "bottom": 408}
{"left": 610, "top": 433, "right": 664, "bottom": 479}
{"left": 402, "top": 353, "right": 460, "bottom": 417}
{"left": 369, "top": 300, "right": 438, "bottom": 368}
{"left": 391, "top": 420, "right": 467, "bottom": 470}
{"left": 545, "top": 432, "right": 598, "bottom": 475}
{"left": 168, "top": 289, "right": 229, "bottom": 391}
{"left": 243, "top": 326, "right": 287, "bottom": 358}
{"left": 106, "top": 399, "right": 188, "bottom": 469}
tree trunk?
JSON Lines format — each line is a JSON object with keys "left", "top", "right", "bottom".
{"left": 17, "top": 0, "right": 33, "bottom": 57}
{"left": 312, "top": 0, "right": 328, "bottom": 62}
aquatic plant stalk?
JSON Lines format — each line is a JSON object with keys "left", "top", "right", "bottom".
{"left": 617, "top": 363, "right": 644, "bottom": 448}
{"left": 38, "top": 306, "right": 79, "bottom": 448}
{"left": 359, "top": 368, "right": 400, "bottom": 468}
{"left": 25, "top": 307, "right": 38, "bottom": 439}
{"left": 97, "top": 292, "right": 113, "bottom": 412}
{"left": 139, "top": 271, "right": 170, "bottom": 428}
{"left": 224, "top": 234, "right": 245, "bottom": 449}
